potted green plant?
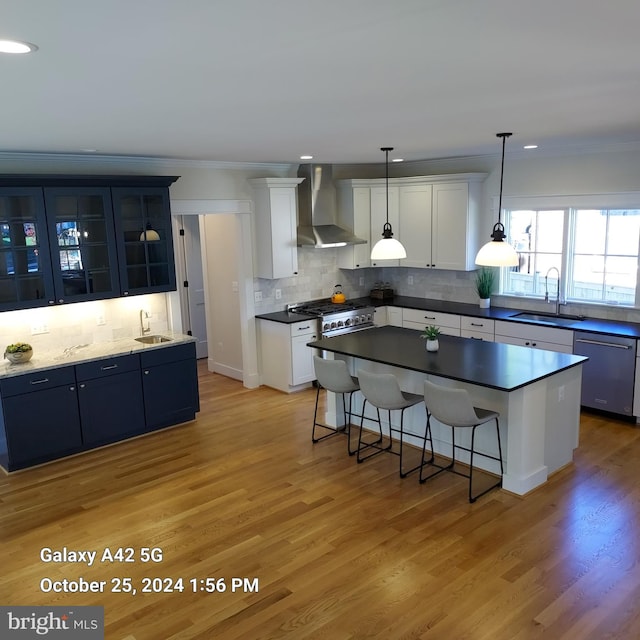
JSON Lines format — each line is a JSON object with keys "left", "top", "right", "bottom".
{"left": 420, "top": 325, "right": 441, "bottom": 352}
{"left": 475, "top": 267, "right": 495, "bottom": 308}
{"left": 4, "top": 341, "right": 33, "bottom": 364}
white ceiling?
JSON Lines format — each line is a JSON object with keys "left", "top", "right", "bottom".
{"left": 3, "top": 0, "right": 640, "bottom": 165}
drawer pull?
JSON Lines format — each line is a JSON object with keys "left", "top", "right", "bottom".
{"left": 30, "top": 378, "right": 49, "bottom": 385}
{"left": 575, "top": 338, "right": 632, "bottom": 349}
{"left": 297, "top": 325, "right": 311, "bottom": 331}
{"left": 100, "top": 364, "right": 119, "bottom": 370}
{"left": 424, "top": 316, "right": 436, "bottom": 320}
{"left": 470, "top": 322, "right": 484, "bottom": 327}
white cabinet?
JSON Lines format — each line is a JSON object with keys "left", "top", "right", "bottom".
{"left": 373, "top": 306, "right": 388, "bottom": 326}
{"left": 399, "top": 184, "right": 433, "bottom": 268}
{"left": 460, "top": 316, "right": 495, "bottom": 341}
{"left": 250, "top": 178, "right": 303, "bottom": 279}
{"left": 431, "top": 181, "right": 481, "bottom": 271}
{"left": 494, "top": 320, "right": 573, "bottom": 353}
{"left": 402, "top": 308, "right": 461, "bottom": 336}
{"left": 337, "top": 173, "right": 486, "bottom": 272}
{"left": 336, "top": 186, "right": 371, "bottom": 269}
{"left": 387, "top": 306, "right": 403, "bottom": 327}
{"left": 370, "top": 185, "right": 400, "bottom": 267}
{"left": 258, "top": 319, "right": 318, "bottom": 393}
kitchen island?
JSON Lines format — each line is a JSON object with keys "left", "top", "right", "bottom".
{"left": 308, "top": 326, "right": 588, "bottom": 496}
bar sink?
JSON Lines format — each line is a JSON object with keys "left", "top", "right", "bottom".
{"left": 135, "top": 335, "right": 172, "bottom": 344}
{"left": 510, "top": 312, "right": 584, "bottom": 327}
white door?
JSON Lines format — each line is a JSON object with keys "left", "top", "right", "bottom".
{"left": 179, "top": 215, "right": 208, "bottom": 359}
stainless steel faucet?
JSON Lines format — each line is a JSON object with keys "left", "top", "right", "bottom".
{"left": 139, "top": 309, "right": 151, "bottom": 335}
{"left": 544, "top": 267, "right": 561, "bottom": 315}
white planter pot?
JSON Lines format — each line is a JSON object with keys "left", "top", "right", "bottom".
{"left": 479, "top": 298, "right": 491, "bottom": 308}
{"left": 426, "top": 339, "right": 439, "bottom": 352}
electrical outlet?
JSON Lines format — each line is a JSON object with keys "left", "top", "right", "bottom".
{"left": 408, "top": 275, "right": 414, "bottom": 285}
{"left": 96, "top": 314, "right": 106, "bottom": 326}
{"left": 31, "top": 323, "right": 49, "bottom": 335}
{"left": 231, "top": 281, "right": 239, "bottom": 293}
{"left": 359, "top": 276, "right": 365, "bottom": 286}
{"left": 254, "top": 291, "right": 263, "bottom": 302}
{"left": 275, "top": 289, "right": 282, "bottom": 299}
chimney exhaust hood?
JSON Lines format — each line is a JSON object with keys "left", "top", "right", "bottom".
{"left": 296, "top": 164, "right": 367, "bottom": 248}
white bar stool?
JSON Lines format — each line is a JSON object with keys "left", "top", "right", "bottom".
{"left": 420, "top": 379, "right": 504, "bottom": 503}
{"left": 357, "top": 369, "right": 425, "bottom": 477}
{"left": 312, "top": 356, "right": 361, "bottom": 455}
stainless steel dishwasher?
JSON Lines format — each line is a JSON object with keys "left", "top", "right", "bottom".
{"left": 573, "top": 332, "right": 636, "bottom": 416}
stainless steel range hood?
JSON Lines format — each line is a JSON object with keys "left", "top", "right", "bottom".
{"left": 296, "top": 164, "right": 367, "bottom": 248}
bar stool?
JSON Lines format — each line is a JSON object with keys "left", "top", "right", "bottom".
{"left": 420, "top": 379, "right": 504, "bottom": 503}
{"left": 312, "top": 356, "right": 360, "bottom": 455}
{"left": 357, "top": 369, "right": 426, "bottom": 477}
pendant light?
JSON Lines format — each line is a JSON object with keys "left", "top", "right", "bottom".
{"left": 475, "top": 132, "right": 519, "bottom": 267}
{"left": 370, "top": 147, "right": 406, "bottom": 260}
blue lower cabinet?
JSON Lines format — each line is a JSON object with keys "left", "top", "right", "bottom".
{"left": 141, "top": 342, "right": 199, "bottom": 431}
{"left": 0, "top": 343, "right": 199, "bottom": 471}
{"left": 0, "top": 367, "right": 83, "bottom": 471}
{"left": 77, "top": 370, "right": 145, "bottom": 447}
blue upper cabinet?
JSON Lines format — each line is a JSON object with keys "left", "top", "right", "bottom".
{"left": 111, "top": 186, "right": 177, "bottom": 296}
{"left": 0, "top": 175, "right": 179, "bottom": 310}
{"left": 44, "top": 186, "right": 121, "bottom": 304}
{"left": 0, "top": 187, "right": 55, "bottom": 311}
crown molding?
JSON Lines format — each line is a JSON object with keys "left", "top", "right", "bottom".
{"left": 0, "top": 151, "right": 293, "bottom": 172}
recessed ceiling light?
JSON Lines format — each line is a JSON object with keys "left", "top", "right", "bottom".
{"left": 523, "top": 144, "right": 538, "bottom": 150}
{"left": 300, "top": 155, "right": 313, "bottom": 160}
{"left": 392, "top": 158, "right": 404, "bottom": 163}
{"left": 0, "top": 39, "right": 38, "bottom": 54}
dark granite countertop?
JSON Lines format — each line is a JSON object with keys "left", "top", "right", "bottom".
{"left": 255, "top": 310, "right": 316, "bottom": 324}
{"left": 308, "top": 326, "right": 587, "bottom": 392}
{"left": 257, "top": 295, "right": 640, "bottom": 339}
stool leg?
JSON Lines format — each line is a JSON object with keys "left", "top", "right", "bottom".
{"left": 311, "top": 384, "right": 322, "bottom": 443}
{"left": 399, "top": 407, "right": 421, "bottom": 478}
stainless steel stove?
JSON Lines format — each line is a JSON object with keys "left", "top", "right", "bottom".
{"left": 287, "top": 299, "right": 376, "bottom": 337}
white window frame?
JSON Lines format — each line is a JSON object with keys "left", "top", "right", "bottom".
{"left": 500, "top": 193, "right": 640, "bottom": 309}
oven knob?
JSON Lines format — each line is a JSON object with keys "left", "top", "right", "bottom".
{"left": 360, "top": 314, "right": 366, "bottom": 323}
{"left": 337, "top": 320, "right": 344, "bottom": 328}
{"left": 345, "top": 318, "right": 352, "bottom": 326}
{"left": 323, "top": 322, "right": 330, "bottom": 332}
{"left": 331, "top": 321, "right": 337, "bottom": 329}
{"left": 366, "top": 313, "right": 373, "bottom": 322}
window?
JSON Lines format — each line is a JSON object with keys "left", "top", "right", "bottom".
{"left": 501, "top": 202, "right": 640, "bottom": 307}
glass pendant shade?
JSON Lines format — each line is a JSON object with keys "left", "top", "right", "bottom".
{"left": 371, "top": 235, "right": 407, "bottom": 260}
{"left": 475, "top": 237, "right": 519, "bottom": 266}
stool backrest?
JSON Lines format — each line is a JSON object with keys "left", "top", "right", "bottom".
{"left": 313, "top": 356, "right": 356, "bottom": 393}
{"left": 423, "top": 380, "right": 479, "bottom": 427}
{"left": 358, "top": 369, "right": 406, "bottom": 409}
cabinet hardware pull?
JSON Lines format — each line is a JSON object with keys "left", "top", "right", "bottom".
{"left": 30, "top": 378, "right": 49, "bottom": 385}
{"left": 424, "top": 316, "right": 436, "bottom": 320}
{"left": 79, "top": 384, "right": 85, "bottom": 389}
{"left": 298, "top": 326, "right": 311, "bottom": 331}
{"left": 144, "top": 370, "right": 150, "bottom": 374}
{"left": 101, "top": 364, "right": 119, "bottom": 370}
{"left": 470, "top": 322, "right": 484, "bottom": 326}
{"left": 575, "top": 338, "right": 632, "bottom": 349}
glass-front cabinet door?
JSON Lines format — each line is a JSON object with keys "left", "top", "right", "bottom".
{"left": 112, "top": 187, "right": 176, "bottom": 295}
{"left": 0, "top": 187, "right": 54, "bottom": 310}
{"left": 44, "top": 187, "right": 120, "bottom": 303}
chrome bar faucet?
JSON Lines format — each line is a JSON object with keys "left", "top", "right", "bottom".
{"left": 544, "top": 267, "right": 561, "bottom": 315}
{"left": 139, "top": 309, "right": 151, "bottom": 335}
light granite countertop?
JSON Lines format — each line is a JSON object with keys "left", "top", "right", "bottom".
{"left": 0, "top": 332, "right": 195, "bottom": 380}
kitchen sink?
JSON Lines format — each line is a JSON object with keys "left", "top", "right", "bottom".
{"left": 135, "top": 335, "right": 172, "bottom": 344}
{"left": 509, "top": 312, "right": 585, "bottom": 327}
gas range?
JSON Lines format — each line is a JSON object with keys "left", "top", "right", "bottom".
{"left": 287, "top": 299, "right": 376, "bottom": 337}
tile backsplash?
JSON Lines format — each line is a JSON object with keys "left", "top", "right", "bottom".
{"left": 252, "top": 247, "right": 640, "bottom": 325}
{"left": 0, "top": 294, "right": 170, "bottom": 354}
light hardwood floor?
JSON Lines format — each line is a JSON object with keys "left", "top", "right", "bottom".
{"left": 2, "top": 361, "right": 640, "bottom": 639}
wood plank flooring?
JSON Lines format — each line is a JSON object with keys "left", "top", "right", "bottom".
{"left": 2, "top": 361, "right": 640, "bottom": 639}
